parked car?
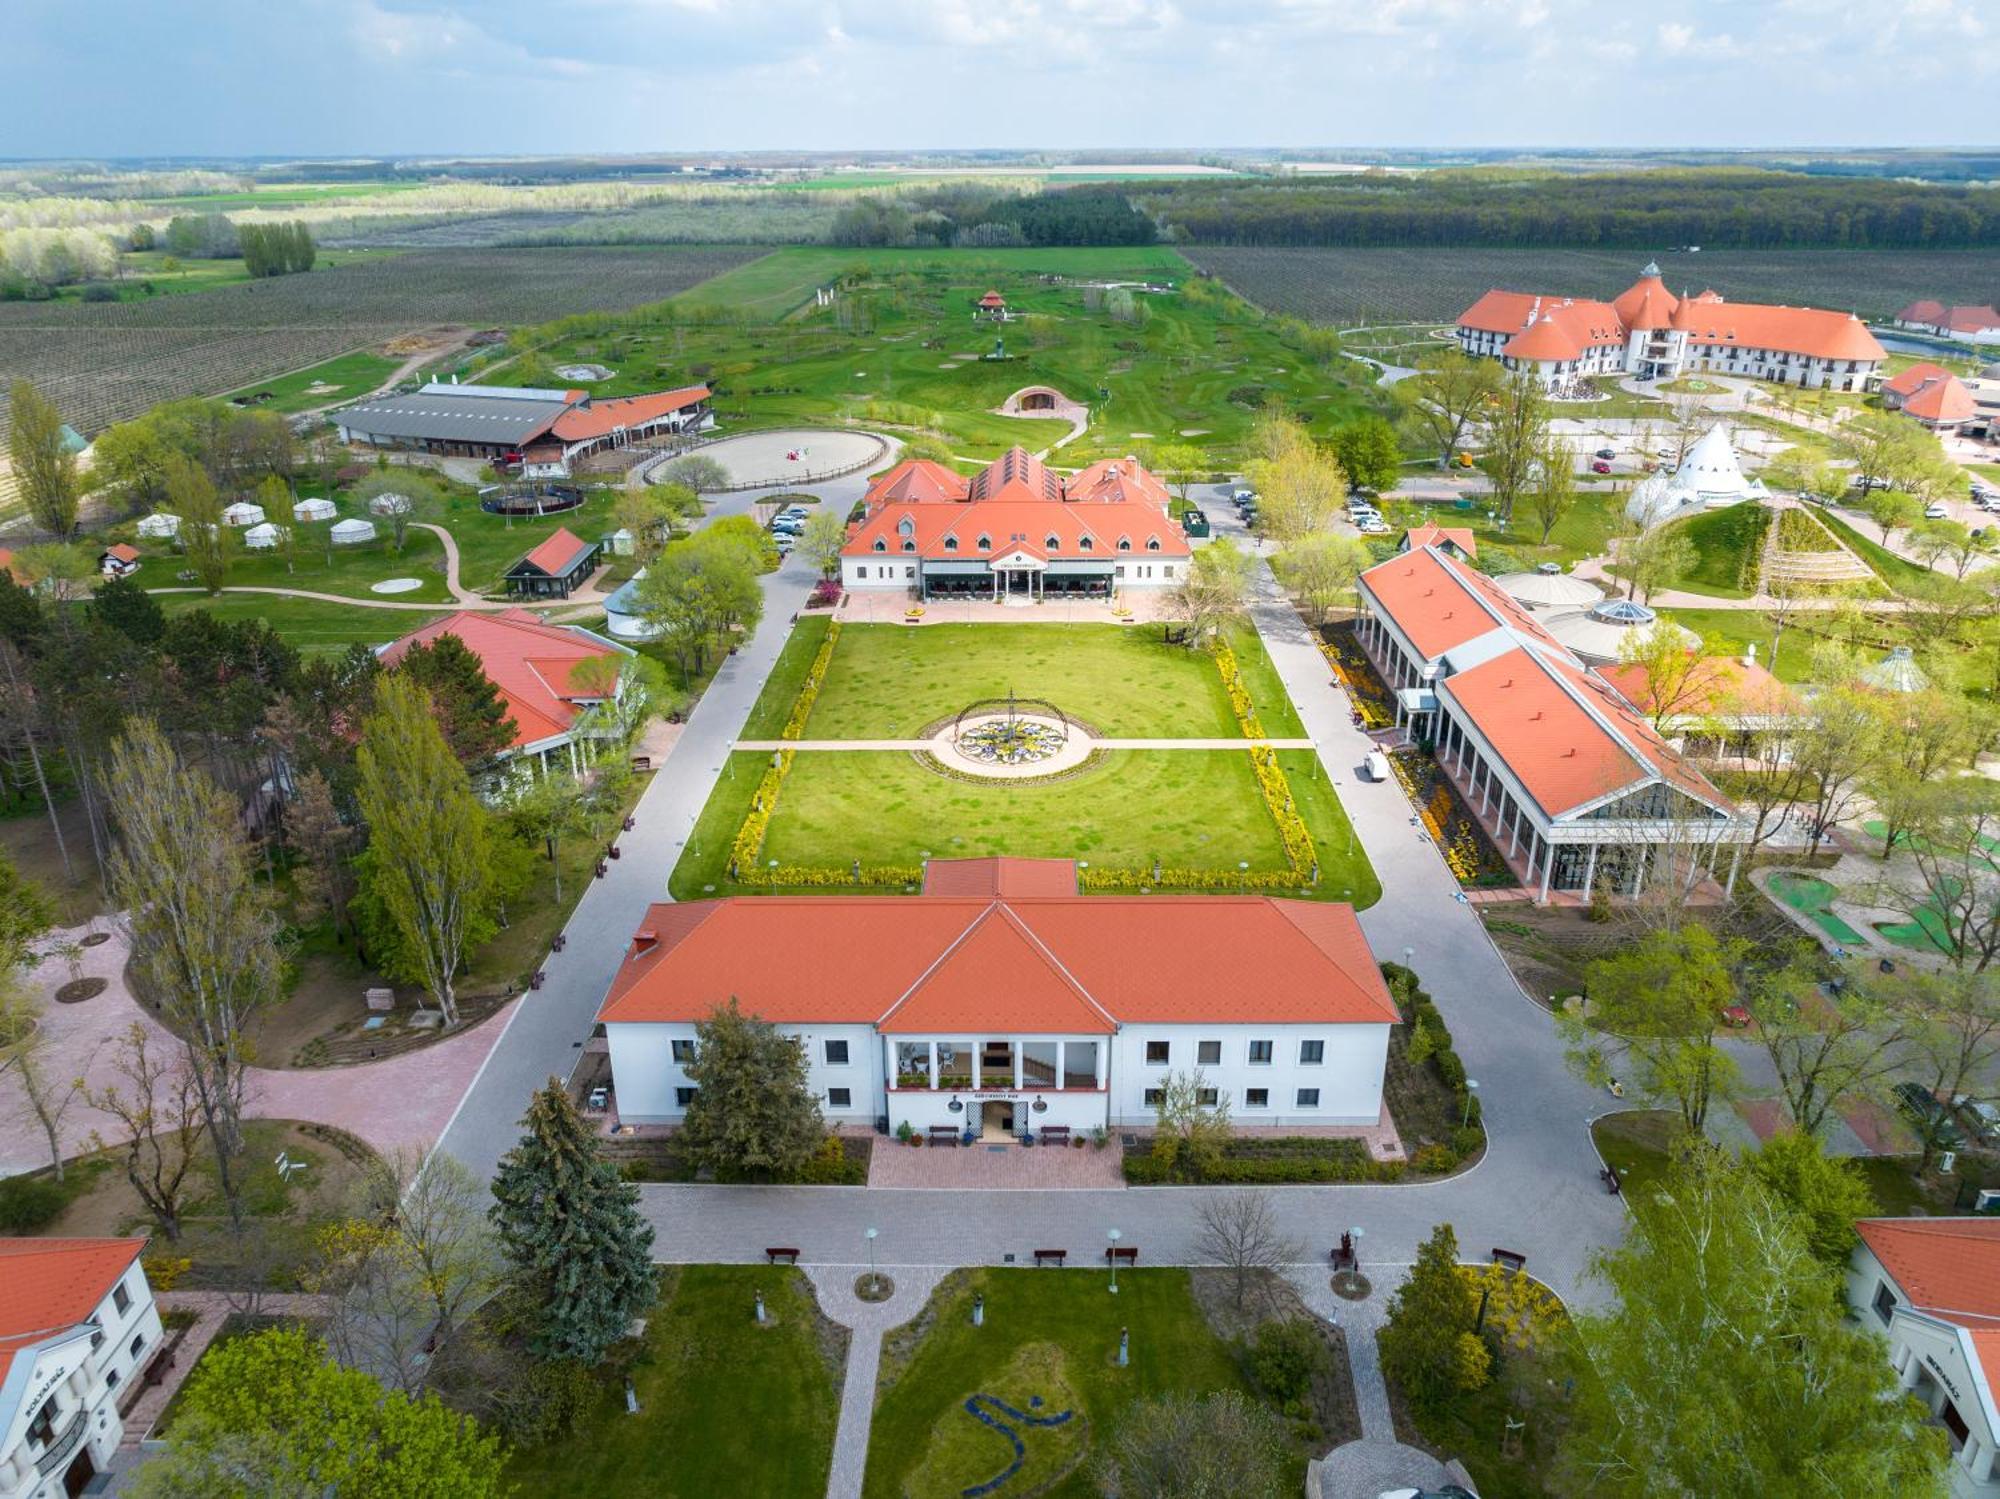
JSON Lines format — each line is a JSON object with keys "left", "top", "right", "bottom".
{"left": 1894, "top": 1081, "right": 1965, "bottom": 1148}
{"left": 1657, "top": 446, "right": 1675, "bottom": 461}
{"left": 1591, "top": 460, "right": 1613, "bottom": 474}
{"left": 1364, "top": 748, "right": 1391, "bottom": 782}
{"left": 1232, "top": 488, "right": 1257, "bottom": 504}
{"left": 1357, "top": 520, "right": 1390, "bottom": 535}
{"left": 1924, "top": 502, "right": 1951, "bottom": 519}
{"left": 1594, "top": 447, "right": 1617, "bottom": 460}
{"left": 1954, "top": 1095, "right": 2000, "bottom": 1144}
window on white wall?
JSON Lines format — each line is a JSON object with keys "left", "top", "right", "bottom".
{"left": 671, "top": 1039, "right": 695, "bottom": 1064}
{"left": 1296, "top": 1088, "right": 1320, "bottom": 1108}
{"left": 675, "top": 1086, "right": 697, "bottom": 1107}
{"left": 825, "top": 1039, "right": 849, "bottom": 1066}
{"left": 113, "top": 1282, "right": 131, "bottom": 1316}
{"left": 1299, "top": 1039, "right": 1325, "bottom": 1065}
{"left": 1196, "top": 1040, "right": 1221, "bottom": 1066}
{"left": 1145, "top": 1041, "right": 1170, "bottom": 1065}
{"left": 1143, "top": 1087, "right": 1165, "bottom": 1107}
{"left": 1245, "top": 1088, "right": 1269, "bottom": 1108}
{"left": 1197, "top": 1087, "right": 1219, "bottom": 1107}
{"left": 828, "top": 1087, "right": 852, "bottom": 1109}
{"left": 1248, "top": 1040, "right": 1273, "bottom": 1065}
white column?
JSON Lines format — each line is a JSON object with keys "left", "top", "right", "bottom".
{"left": 1540, "top": 840, "right": 1556, "bottom": 904}
{"left": 1507, "top": 800, "right": 1521, "bottom": 859}
{"left": 1096, "top": 1041, "right": 1107, "bottom": 1089}
{"left": 1014, "top": 1046, "right": 1024, "bottom": 1091}
{"left": 1583, "top": 842, "right": 1599, "bottom": 894}
{"left": 928, "top": 1043, "right": 938, "bottom": 1092}
{"left": 1631, "top": 845, "right": 1649, "bottom": 898}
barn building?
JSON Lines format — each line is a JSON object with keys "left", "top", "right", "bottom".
{"left": 335, "top": 382, "right": 712, "bottom": 476}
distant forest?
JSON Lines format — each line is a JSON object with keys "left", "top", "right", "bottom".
{"left": 1131, "top": 170, "right": 2000, "bottom": 251}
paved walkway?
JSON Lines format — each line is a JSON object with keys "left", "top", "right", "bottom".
{"left": 865, "top": 1137, "right": 1126, "bottom": 1190}
{"left": 805, "top": 1264, "right": 946, "bottom": 1499}
{"left": 734, "top": 737, "right": 1318, "bottom": 751}
{"left": 410, "top": 522, "right": 483, "bottom": 603}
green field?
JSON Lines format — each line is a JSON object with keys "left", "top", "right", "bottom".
{"left": 56, "top": 247, "right": 400, "bottom": 303}
{"left": 1377, "top": 490, "right": 1627, "bottom": 570}
{"left": 223, "top": 349, "right": 404, "bottom": 413}
{"left": 863, "top": 1269, "right": 1288, "bottom": 1499}
{"left": 156, "top": 592, "right": 441, "bottom": 653}
{"left": 507, "top": 1266, "right": 840, "bottom": 1499}
{"left": 1661, "top": 503, "right": 1770, "bottom": 599}
{"left": 511, "top": 245, "right": 1371, "bottom": 465}
{"left": 142, "top": 181, "right": 436, "bottom": 209}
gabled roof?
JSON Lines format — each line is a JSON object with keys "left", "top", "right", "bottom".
{"left": 512, "top": 526, "right": 595, "bottom": 579}
{"left": 865, "top": 460, "right": 968, "bottom": 508}
{"left": 1677, "top": 302, "right": 1884, "bottom": 362}
{"left": 548, "top": 386, "right": 709, "bottom": 443}
{"left": 381, "top": 609, "right": 628, "bottom": 750}
{"left": 1883, "top": 362, "right": 1956, "bottom": 398}
{"left": 1358, "top": 546, "right": 1555, "bottom": 662}
{"left": 1399, "top": 524, "right": 1477, "bottom": 559}
{"left": 103, "top": 543, "right": 140, "bottom": 563}
{"left": 598, "top": 860, "right": 1398, "bottom": 1031}
{"left": 1900, "top": 299, "right": 1949, "bottom": 324}
{"left": 1939, "top": 305, "right": 2000, "bottom": 335}
{"left": 1901, "top": 373, "right": 1976, "bottom": 424}
{"left": 1858, "top": 1218, "right": 2000, "bottom": 1415}
{"left": 0, "top": 1237, "right": 146, "bottom": 1387}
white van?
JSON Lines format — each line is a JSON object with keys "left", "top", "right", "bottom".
{"left": 1364, "top": 749, "right": 1391, "bottom": 782}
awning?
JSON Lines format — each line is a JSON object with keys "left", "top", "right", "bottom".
{"left": 1397, "top": 687, "right": 1438, "bottom": 713}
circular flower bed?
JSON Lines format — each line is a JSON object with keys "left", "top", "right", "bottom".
{"left": 1330, "top": 1270, "right": 1373, "bottom": 1301}
{"left": 56, "top": 978, "right": 107, "bottom": 1004}
{"left": 854, "top": 1272, "right": 895, "bottom": 1303}
{"left": 959, "top": 715, "right": 1067, "bottom": 766}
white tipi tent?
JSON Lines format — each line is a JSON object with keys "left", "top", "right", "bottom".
{"left": 1660, "top": 426, "right": 1768, "bottom": 511}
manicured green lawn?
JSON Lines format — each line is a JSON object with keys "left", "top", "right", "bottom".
{"left": 743, "top": 612, "right": 836, "bottom": 737}
{"left": 224, "top": 349, "right": 404, "bottom": 413}
{"left": 507, "top": 1266, "right": 841, "bottom": 1499}
{"left": 863, "top": 1268, "right": 1283, "bottom": 1499}
{"left": 1377, "top": 491, "right": 1626, "bottom": 569}
{"left": 799, "top": 623, "right": 1271, "bottom": 739}
{"left": 1662, "top": 503, "right": 1769, "bottom": 599}
{"left": 157, "top": 592, "right": 440, "bottom": 653}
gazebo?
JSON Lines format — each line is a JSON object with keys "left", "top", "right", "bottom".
{"left": 330, "top": 517, "right": 377, "bottom": 546}
{"left": 293, "top": 497, "right": 337, "bottom": 522}
{"left": 1860, "top": 645, "right": 1931, "bottom": 694}
{"left": 221, "top": 501, "right": 265, "bottom": 527}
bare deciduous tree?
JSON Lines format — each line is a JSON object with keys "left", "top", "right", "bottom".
{"left": 1194, "top": 1189, "right": 1302, "bottom": 1309}
{"left": 81, "top": 1022, "right": 206, "bottom": 1240}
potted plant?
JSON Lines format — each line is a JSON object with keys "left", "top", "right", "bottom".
{"left": 895, "top": 1119, "right": 913, "bottom": 1145}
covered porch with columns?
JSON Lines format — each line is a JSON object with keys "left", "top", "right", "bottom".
{"left": 882, "top": 1033, "right": 1111, "bottom": 1140}
{"left": 1350, "top": 607, "right": 1441, "bottom": 739}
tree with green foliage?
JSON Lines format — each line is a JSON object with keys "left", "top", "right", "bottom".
{"left": 611, "top": 486, "right": 677, "bottom": 566}
{"left": 107, "top": 719, "right": 281, "bottom": 1227}
{"left": 1274, "top": 531, "right": 1371, "bottom": 624}
{"left": 1328, "top": 414, "right": 1401, "bottom": 495}
{"left": 896, "top": 433, "right": 956, "bottom": 465}
{"left": 655, "top": 453, "right": 729, "bottom": 494}
{"left": 1377, "top": 1222, "right": 1488, "bottom": 1417}
{"left": 1747, "top": 954, "right": 1910, "bottom": 1140}
{"left": 92, "top": 575, "right": 165, "bottom": 644}
{"left": 1563, "top": 925, "right": 1743, "bottom": 1132}
{"left": 395, "top": 633, "right": 516, "bottom": 766}
{"left": 1561, "top": 1152, "right": 1948, "bottom": 1498}
{"left": 11, "top": 543, "right": 91, "bottom": 602}
{"left": 679, "top": 998, "right": 828, "bottom": 1181}
{"left": 1169, "top": 536, "right": 1250, "bottom": 645}
{"left": 128, "top": 1324, "right": 504, "bottom": 1499}
{"left": 1097, "top": 1390, "right": 1290, "bottom": 1499}
{"left": 1526, "top": 434, "right": 1579, "bottom": 544}
{"left": 166, "top": 452, "right": 233, "bottom": 593}
{"left": 1149, "top": 441, "right": 1205, "bottom": 507}
{"left": 1393, "top": 347, "right": 1505, "bottom": 466}
{"left": 797, "top": 506, "right": 850, "bottom": 578}
{"left": 1150, "top": 1069, "right": 1232, "bottom": 1180}
{"left": 1864, "top": 486, "right": 1921, "bottom": 546}
{"left": 354, "top": 676, "right": 496, "bottom": 1028}
{"left": 1745, "top": 1129, "right": 1878, "bottom": 1266}
{"left": 1244, "top": 411, "right": 1345, "bottom": 544}
{"left": 354, "top": 471, "right": 432, "bottom": 553}
{"left": 489, "top": 1078, "right": 656, "bottom": 1365}
{"left": 633, "top": 527, "right": 764, "bottom": 682}
{"left": 7, "top": 380, "right": 79, "bottom": 539}
{"left": 1483, "top": 366, "right": 1548, "bottom": 523}
{"left": 1840, "top": 410, "right": 1939, "bottom": 494}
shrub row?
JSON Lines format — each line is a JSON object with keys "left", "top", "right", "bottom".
{"left": 1123, "top": 1137, "right": 1407, "bottom": 1185}
{"left": 730, "top": 623, "right": 841, "bottom": 881}
{"left": 1382, "top": 961, "right": 1483, "bottom": 1135}
{"left": 1212, "top": 642, "right": 1320, "bottom": 884}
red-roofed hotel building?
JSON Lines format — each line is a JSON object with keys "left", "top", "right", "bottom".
{"left": 1356, "top": 544, "right": 1752, "bottom": 902}
{"left": 0, "top": 1238, "right": 161, "bottom": 1497}
{"left": 596, "top": 858, "right": 1400, "bottom": 1137}
{"left": 840, "top": 448, "right": 1190, "bottom": 600}
{"left": 1457, "top": 263, "right": 1885, "bottom": 394}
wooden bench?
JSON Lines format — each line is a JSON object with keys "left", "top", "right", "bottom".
{"left": 928, "top": 1126, "right": 961, "bottom": 1147}
{"left": 1040, "top": 1125, "right": 1072, "bottom": 1147}
{"left": 1033, "top": 1248, "right": 1068, "bottom": 1268}
{"left": 1104, "top": 1246, "right": 1139, "bottom": 1266}
{"left": 1599, "top": 1167, "right": 1623, "bottom": 1197}
{"left": 1491, "top": 1247, "right": 1527, "bottom": 1273}
{"left": 765, "top": 1247, "right": 800, "bottom": 1265}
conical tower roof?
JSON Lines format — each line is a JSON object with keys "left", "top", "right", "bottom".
{"left": 1662, "top": 426, "right": 1766, "bottom": 509}
{"left": 1860, "top": 646, "right": 1931, "bottom": 694}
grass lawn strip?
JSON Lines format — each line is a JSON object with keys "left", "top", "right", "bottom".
{"left": 864, "top": 1268, "right": 1289, "bottom": 1499}
{"left": 505, "top": 1266, "right": 843, "bottom": 1499}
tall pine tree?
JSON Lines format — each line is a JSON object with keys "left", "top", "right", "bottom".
{"left": 395, "top": 633, "right": 516, "bottom": 765}
{"left": 1376, "top": 1221, "right": 1489, "bottom": 1417}
{"left": 489, "top": 1079, "right": 655, "bottom": 1365}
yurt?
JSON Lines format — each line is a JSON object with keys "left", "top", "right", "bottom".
{"left": 243, "top": 522, "right": 282, "bottom": 550}
{"left": 368, "top": 492, "right": 412, "bottom": 517}
{"left": 293, "top": 497, "right": 337, "bottom": 523}
{"left": 330, "top": 517, "right": 377, "bottom": 546}
{"left": 1542, "top": 598, "right": 1698, "bottom": 666}
{"left": 136, "top": 512, "right": 180, "bottom": 540}
{"left": 602, "top": 572, "right": 662, "bottom": 640}
{"left": 221, "top": 501, "right": 266, "bottom": 527}
{"left": 1660, "top": 427, "right": 1767, "bottom": 511}
{"left": 1493, "top": 570, "right": 1605, "bottom": 611}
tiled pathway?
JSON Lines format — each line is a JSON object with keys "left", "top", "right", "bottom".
{"left": 865, "top": 1137, "right": 1125, "bottom": 1189}
{"left": 806, "top": 1264, "right": 946, "bottom": 1499}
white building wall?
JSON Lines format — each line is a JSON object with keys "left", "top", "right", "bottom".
{"left": 605, "top": 1021, "right": 881, "bottom": 1126}
{"left": 1110, "top": 1023, "right": 1389, "bottom": 1127}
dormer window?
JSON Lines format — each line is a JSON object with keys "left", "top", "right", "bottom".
{"left": 1117, "top": 537, "right": 1132, "bottom": 552}
{"left": 976, "top": 533, "right": 990, "bottom": 551}
{"left": 943, "top": 535, "right": 958, "bottom": 552}
{"left": 1146, "top": 537, "right": 1162, "bottom": 551}
{"left": 872, "top": 538, "right": 887, "bottom": 552}
{"left": 902, "top": 539, "right": 916, "bottom": 553}
{"left": 897, "top": 516, "right": 915, "bottom": 537}
{"left": 1078, "top": 536, "right": 1093, "bottom": 551}
{"left": 1045, "top": 533, "right": 1060, "bottom": 550}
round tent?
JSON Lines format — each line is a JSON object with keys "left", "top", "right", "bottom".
{"left": 220, "top": 501, "right": 265, "bottom": 527}
{"left": 1660, "top": 426, "right": 1767, "bottom": 511}
{"left": 1860, "top": 645, "right": 1931, "bottom": 694}
{"left": 242, "top": 522, "right": 283, "bottom": 550}
{"left": 1623, "top": 471, "right": 1685, "bottom": 530}
{"left": 293, "top": 497, "right": 337, "bottom": 523}
{"left": 329, "top": 517, "right": 377, "bottom": 546}
{"left": 136, "top": 512, "right": 180, "bottom": 540}
{"left": 1494, "top": 571, "right": 1605, "bottom": 611}
{"left": 1543, "top": 598, "right": 1698, "bottom": 666}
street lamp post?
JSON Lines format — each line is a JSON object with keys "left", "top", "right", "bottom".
{"left": 1107, "top": 1228, "right": 1123, "bottom": 1294}
{"left": 1463, "top": 1078, "right": 1481, "bottom": 1128}
{"left": 865, "top": 1227, "right": 879, "bottom": 1295}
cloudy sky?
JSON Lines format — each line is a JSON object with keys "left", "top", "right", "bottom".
{"left": 4, "top": 0, "right": 1994, "bottom": 158}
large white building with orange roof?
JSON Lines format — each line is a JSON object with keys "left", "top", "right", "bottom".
{"left": 1355, "top": 544, "right": 1752, "bottom": 902}
{"left": 839, "top": 447, "right": 1189, "bottom": 600}
{"left": 0, "top": 1237, "right": 161, "bottom": 1499}
{"left": 1457, "top": 263, "right": 1885, "bottom": 394}
{"left": 596, "top": 857, "right": 1399, "bottom": 1138}
{"left": 1848, "top": 1217, "right": 2000, "bottom": 1496}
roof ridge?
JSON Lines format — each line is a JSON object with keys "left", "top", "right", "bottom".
{"left": 873, "top": 901, "right": 1001, "bottom": 1028}
{"left": 996, "top": 903, "right": 1120, "bottom": 1029}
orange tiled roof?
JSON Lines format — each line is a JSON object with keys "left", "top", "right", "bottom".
{"left": 0, "top": 1237, "right": 146, "bottom": 1384}
{"left": 1400, "top": 524, "right": 1477, "bottom": 559}
{"left": 382, "top": 609, "right": 624, "bottom": 750}
{"left": 1883, "top": 362, "right": 1955, "bottom": 398}
{"left": 1858, "top": 1217, "right": 2000, "bottom": 1401}
{"left": 598, "top": 861, "right": 1398, "bottom": 1031}
{"left": 104, "top": 543, "right": 140, "bottom": 563}
{"left": 1902, "top": 374, "right": 1976, "bottom": 424}
{"left": 518, "top": 526, "right": 594, "bottom": 578}
{"left": 1899, "top": 299, "right": 1949, "bottom": 325}
{"left": 549, "top": 386, "right": 708, "bottom": 443}
{"left": 1939, "top": 305, "right": 2000, "bottom": 335}
{"left": 1676, "top": 301, "right": 1884, "bottom": 362}
{"left": 923, "top": 856, "right": 1078, "bottom": 897}
{"left": 1594, "top": 654, "right": 1795, "bottom": 721}
{"left": 1358, "top": 547, "right": 1555, "bottom": 661}
{"left": 864, "top": 459, "right": 969, "bottom": 508}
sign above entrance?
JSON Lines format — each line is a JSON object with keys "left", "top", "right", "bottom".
{"left": 971, "top": 1090, "right": 1024, "bottom": 1101}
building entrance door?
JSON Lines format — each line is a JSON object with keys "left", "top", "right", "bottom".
{"left": 65, "top": 1451, "right": 96, "bottom": 1499}
{"left": 980, "top": 1100, "right": 1015, "bottom": 1140}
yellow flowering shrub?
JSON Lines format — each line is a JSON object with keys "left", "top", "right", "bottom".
{"left": 1457, "top": 1263, "right": 1566, "bottom": 1355}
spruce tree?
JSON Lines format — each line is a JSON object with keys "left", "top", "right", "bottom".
{"left": 490, "top": 1079, "right": 656, "bottom": 1365}
{"left": 1377, "top": 1221, "right": 1488, "bottom": 1417}
{"left": 680, "top": 998, "right": 827, "bottom": 1182}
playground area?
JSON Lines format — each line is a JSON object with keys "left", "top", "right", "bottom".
{"left": 677, "top": 428, "right": 891, "bottom": 490}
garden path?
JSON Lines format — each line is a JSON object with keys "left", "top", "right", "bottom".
{"left": 806, "top": 1264, "right": 947, "bottom": 1499}
{"left": 409, "top": 521, "right": 483, "bottom": 604}
{"left": 733, "top": 737, "right": 1318, "bottom": 751}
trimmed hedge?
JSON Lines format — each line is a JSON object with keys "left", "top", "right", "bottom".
{"left": 731, "top": 621, "right": 841, "bottom": 884}
{"left": 1124, "top": 1136, "right": 1406, "bottom": 1185}
{"left": 1382, "top": 961, "right": 1483, "bottom": 1137}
